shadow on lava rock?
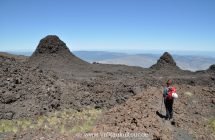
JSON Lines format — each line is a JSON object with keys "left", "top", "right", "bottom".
{"left": 156, "top": 110, "right": 166, "bottom": 119}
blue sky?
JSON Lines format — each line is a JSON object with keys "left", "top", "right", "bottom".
{"left": 0, "top": 0, "right": 214, "bottom": 54}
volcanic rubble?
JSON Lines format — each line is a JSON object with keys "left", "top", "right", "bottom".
{"left": 0, "top": 35, "right": 214, "bottom": 140}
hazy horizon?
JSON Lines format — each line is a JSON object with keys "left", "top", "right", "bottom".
{"left": 4, "top": 49, "right": 215, "bottom": 59}
{"left": 3, "top": 49, "right": 215, "bottom": 71}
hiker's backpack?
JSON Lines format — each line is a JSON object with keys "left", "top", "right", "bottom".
{"left": 166, "top": 87, "right": 176, "bottom": 100}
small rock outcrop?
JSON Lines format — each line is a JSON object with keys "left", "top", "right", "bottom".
{"left": 207, "top": 64, "right": 215, "bottom": 73}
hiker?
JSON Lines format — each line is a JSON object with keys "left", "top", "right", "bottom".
{"left": 163, "top": 80, "right": 176, "bottom": 120}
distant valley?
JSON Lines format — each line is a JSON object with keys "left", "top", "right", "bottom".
{"left": 74, "top": 51, "right": 215, "bottom": 71}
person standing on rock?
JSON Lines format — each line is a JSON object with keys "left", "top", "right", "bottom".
{"left": 163, "top": 80, "right": 176, "bottom": 120}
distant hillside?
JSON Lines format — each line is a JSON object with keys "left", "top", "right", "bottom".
{"left": 8, "top": 51, "right": 32, "bottom": 56}
{"left": 73, "top": 51, "right": 128, "bottom": 62}
{"left": 98, "top": 55, "right": 158, "bottom": 68}
{"left": 73, "top": 51, "right": 215, "bottom": 71}
{"left": 5, "top": 51, "right": 215, "bottom": 71}
{"left": 173, "top": 55, "right": 215, "bottom": 71}
{"left": 0, "top": 52, "right": 28, "bottom": 62}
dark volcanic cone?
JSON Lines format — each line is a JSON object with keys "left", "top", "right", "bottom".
{"left": 28, "top": 35, "right": 89, "bottom": 78}
{"left": 30, "top": 35, "right": 86, "bottom": 63}
{"left": 29, "top": 35, "right": 88, "bottom": 65}
{"left": 150, "top": 52, "right": 179, "bottom": 70}
{"left": 31, "top": 35, "right": 71, "bottom": 56}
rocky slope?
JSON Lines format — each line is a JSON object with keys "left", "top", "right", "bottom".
{"left": 0, "top": 54, "right": 62, "bottom": 119}
{"left": 95, "top": 85, "right": 215, "bottom": 139}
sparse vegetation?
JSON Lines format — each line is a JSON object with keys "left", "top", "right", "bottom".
{"left": 0, "top": 108, "right": 102, "bottom": 134}
{"left": 209, "top": 118, "right": 215, "bottom": 133}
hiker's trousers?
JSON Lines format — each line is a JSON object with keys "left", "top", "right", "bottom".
{"left": 164, "top": 99, "right": 174, "bottom": 119}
